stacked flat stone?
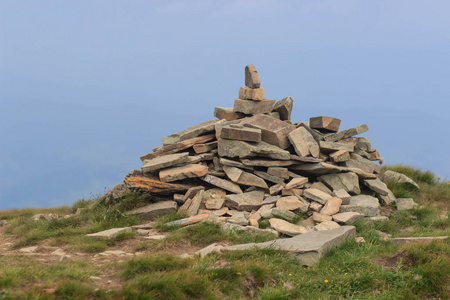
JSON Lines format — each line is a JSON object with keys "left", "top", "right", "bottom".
{"left": 104, "top": 64, "right": 414, "bottom": 237}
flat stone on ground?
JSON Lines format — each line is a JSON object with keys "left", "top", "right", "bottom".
{"left": 86, "top": 227, "right": 132, "bottom": 240}
{"left": 269, "top": 218, "right": 309, "bottom": 236}
{"left": 332, "top": 212, "right": 364, "bottom": 224}
{"left": 314, "top": 220, "right": 340, "bottom": 231}
{"left": 392, "top": 236, "right": 448, "bottom": 245}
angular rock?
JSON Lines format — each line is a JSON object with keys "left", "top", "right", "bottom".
{"left": 272, "top": 96, "right": 293, "bottom": 121}
{"left": 310, "top": 182, "right": 333, "bottom": 195}
{"left": 99, "top": 183, "right": 131, "bottom": 204}
{"left": 318, "top": 172, "right": 361, "bottom": 195}
{"left": 369, "top": 149, "right": 382, "bottom": 161}
{"left": 332, "top": 189, "right": 351, "bottom": 204}
{"left": 142, "top": 152, "right": 190, "bottom": 173}
{"left": 125, "top": 201, "right": 178, "bottom": 219}
{"left": 187, "top": 190, "right": 204, "bottom": 216}
{"left": 377, "top": 189, "right": 396, "bottom": 205}
{"left": 289, "top": 162, "right": 342, "bottom": 176}
{"left": 234, "top": 98, "right": 275, "bottom": 114}
{"left": 332, "top": 212, "right": 364, "bottom": 224}
{"left": 343, "top": 153, "right": 380, "bottom": 174}
{"left": 324, "top": 124, "right": 369, "bottom": 142}
{"left": 267, "top": 167, "right": 289, "bottom": 179}
{"left": 162, "top": 120, "right": 218, "bottom": 146}
{"left": 269, "top": 182, "right": 285, "bottom": 195}
{"left": 223, "top": 226, "right": 356, "bottom": 267}
{"left": 245, "top": 64, "right": 261, "bottom": 88}
{"left": 193, "top": 141, "right": 218, "bottom": 154}
{"left": 276, "top": 196, "right": 305, "bottom": 211}
{"left": 281, "top": 188, "right": 303, "bottom": 196}
{"left": 220, "top": 125, "right": 262, "bottom": 142}
{"left": 239, "top": 86, "right": 265, "bottom": 100}
{"left": 269, "top": 218, "right": 309, "bottom": 236}
{"left": 289, "top": 155, "right": 323, "bottom": 163}
{"left": 201, "top": 174, "right": 243, "bottom": 194}
{"left": 140, "top": 134, "right": 215, "bottom": 161}
{"left": 330, "top": 150, "right": 350, "bottom": 162}
{"left": 363, "top": 178, "right": 390, "bottom": 196}
{"left": 205, "top": 197, "right": 225, "bottom": 210}
{"left": 223, "top": 166, "right": 268, "bottom": 189}
{"left": 225, "top": 190, "right": 265, "bottom": 211}
{"left": 159, "top": 164, "right": 208, "bottom": 182}
{"left": 314, "top": 220, "right": 340, "bottom": 231}
{"left": 392, "top": 236, "right": 448, "bottom": 245}
{"left": 319, "top": 141, "right": 354, "bottom": 153}
{"left": 339, "top": 205, "right": 379, "bottom": 217}
{"left": 218, "top": 139, "right": 290, "bottom": 160}
{"left": 303, "top": 188, "right": 333, "bottom": 205}
{"left": 165, "top": 214, "right": 211, "bottom": 227}
{"left": 285, "top": 177, "right": 308, "bottom": 189}
{"left": 228, "top": 212, "right": 249, "bottom": 226}
{"left": 395, "top": 198, "right": 417, "bottom": 211}
{"left": 309, "top": 201, "right": 323, "bottom": 212}
{"left": 253, "top": 170, "right": 285, "bottom": 184}
{"left": 384, "top": 170, "right": 420, "bottom": 189}
{"left": 241, "top": 159, "right": 294, "bottom": 167}
{"left": 310, "top": 116, "right": 341, "bottom": 133}
{"left": 241, "top": 114, "right": 295, "bottom": 149}
{"left": 319, "top": 197, "right": 342, "bottom": 216}
{"left": 312, "top": 212, "right": 332, "bottom": 223}
{"left": 86, "top": 227, "right": 132, "bottom": 240}
{"left": 261, "top": 208, "right": 297, "bottom": 222}
{"left": 288, "top": 126, "right": 320, "bottom": 158}
{"left": 124, "top": 173, "right": 193, "bottom": 194}
{"left": 214, "top": 107, "right": 247, "bottom": 121}
{"left": 220, "top": 158, "right": 253, "bottom": 171}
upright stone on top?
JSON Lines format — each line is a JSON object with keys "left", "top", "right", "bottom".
{"left": 310, "top": 116, "right": 341, "bottom": 133}
{"left": 245, "top": 64, "right": 260, "bottom": 88}
{"left": 272, "top": 96, "right": 293, "bottom": 121}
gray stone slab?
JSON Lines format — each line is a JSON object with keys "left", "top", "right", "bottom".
{"left": 201, "top": 174, "right": 243, "bottom": 194}
{"left": 86, "top": 227, "right": 132, "bottom": 240}
{"left": 288, "top": 126, "right": 320, "bottom": 158}
{"left": 234, "top": 98, "right": 276, "bottom": 114}
{"left": 223, "top": 226, "right": 356, "bottom": 267}
{"left": 318, "top": 172, "right": 361, "bottom": 195}
{"left": 272, "top": 96, "right": 293, "bottom": 121}
{"left": 162, "top": 120, "right": 218, "bottom": 146}
{"left": 225, "top": 190, "right": 265, "bottom": 211}
{"left": 363, "top": 178, "right": 390, "bottom": 196}
{"left": 218, "top": 139, "right": 290, "bottom": 160}
{"left": 324, "top": 124, "right": 369, "bottom": 142}
{"left": 220, "top": 125, "right": 262, "bottom": 142}
{"left": 125, "top": 201, "right": 178, "bottom": 219}
{"left": 392, "top": 236, "right": 448, "bottom": 245}
{"left": 142, "top": 152, "right": 190, "bottom": 173}
{"left": 395, "top": 198, "right": 417, "bottom": 211}
{"left": 319, "top": 141, "right": 354, "bottom": 153}
{"left": 384, "top": 170, "right": 420, "bottom": 189}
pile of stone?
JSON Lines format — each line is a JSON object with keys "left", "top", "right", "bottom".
{"left": 104, "top": 65, "right": 415, "bottom": 237}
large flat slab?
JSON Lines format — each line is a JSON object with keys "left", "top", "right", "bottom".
{"left": 218, "top": 139, "right": 290, "bottom": 160}
{"left": 86, "top": 227, "right": 132, "bottom": 240}
{"left": 223, "top": 226, "right": 356, "bottom": 267}
{"left": 125, "top": 201, "right": 178, "bottom": 219}
{"left": 162, "top": 120, "right": 219, "bottom": 146}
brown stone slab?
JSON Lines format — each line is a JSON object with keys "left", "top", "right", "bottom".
{"left": 272, "top": 96, "right": 293, "bottom": 121}
{"left": 201, "top": 174, "right": 243, "bottom": 194}
{"left": 193, "top": 141, "right": 218, "bottom": 154}
{"left": 330, "top": 150, "right": 350, "bottom": 162}
{"left": 124, "top": 174, "right": 193, "bottom": 194}
{"left": 159, "top": 164, "right": 209, "bottom": 182}
{"left": 245, "top": 64, "right": 261, "bottom": 88}
{"left": 220, "top": 125, "right": 262, "bottom": 142}
{"left": 223, "top": 165, "right": 268, "bottom": 189}
{"left": 142, "top": 152, "right": 190, "bottom": 173}
{"left": 240, "top": 159, "right": 294, "bottom": 167}
{"left": 289, "top": 155, "right": 323, "bottom": 163}
{"left": 187, "top": 190, "right": 204, "bottom": 216}
{"left": 220, "top": 158, "right": 254, "bottom": 171}
{"left": 267, "top": 167, "right": 289, "bottom": 179}
{"left": 218, "top": 139, "right": 291, "bottom": 160}
{"left": 288, "top": 126, "right": 320, "bottom": 157}
{"left": 319, "top": 141, "right": 354, "bottom": 153}
{"left": 324, "top": 124, "right": 369, "bottom": 142}
{"left": 310, "top": 116, "right": 341, "bottom": 133}
{"left": 214, "top": 107, "right": 247, "bottom": 121}
{"left": 140, "top": 134, "right": 215, "bottom": 161}
{"left": 240, "top": 114, "right": 295, "bottom": 149}
{"left": 162, "top": 120, "right": 219, "bottom": 146}
{"left": 233, "top": 99, "right": 275, "bottom": 114}
{"left": 253, "top": 170, "right": 285, "bottom": 184}
{"left": 239, "top": 86, "right": 265, "bottom": 100}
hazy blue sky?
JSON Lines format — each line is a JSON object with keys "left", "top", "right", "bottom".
{"left": 1, "top": 1, "right": 449, "bottom": 209}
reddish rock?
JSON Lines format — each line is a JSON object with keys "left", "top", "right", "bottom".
{"left": 159, "top": 164, "right": 208, "bottom": 182}
{"left": 245, "top": 64, "right": 261, "bottom": 88}
{"left": 310, "top": 116, "right": 341, "bottom": 133}
{"left": 214, "top": 107, "right": 247, "bottom": 121}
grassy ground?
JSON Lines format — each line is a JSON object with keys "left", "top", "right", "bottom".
{"left": 0, "top": 165, "right": 448, "bottom": 299}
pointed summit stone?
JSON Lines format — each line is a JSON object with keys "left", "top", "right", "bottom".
{"left": 272, "top": 96, "right": 293, "bottom": 121}
{"left": 245, "top": 64, "right": 260, "bottom": 88}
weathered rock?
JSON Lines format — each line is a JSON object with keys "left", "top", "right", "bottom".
{"left": 339, "top": 194, "right": 379, "bottom": 216}
{"left": 223, "top": 226, "right": 356, "bottom": 267}
{"left": 124, "top": 173, "right": 193, "bottom": 194}
{"left": 319, "top": 141, "right": 354, "bottom": 153}
{"left": 262, "top": 196, "right": 281, "bottom": 205}
{"left": 310, "top": 116, "right": 341, "bottom": 133}
{"left": 332, "top": 212, "right": 363, "bottom": 224}
{"left": 201, "top": 174, "right": 243, "bottom": 194}
{"left": 159, "top": 164, "right": 208, "bottom": 182}
{"left": 395, "top": 198, "right": 417, "bottom": 211}
{"left": 281, "top": 188, "right": 303, "bottom": 196}
{"left": 320, "top": 197, "right": 342, "bottom": 216}
{"left": 223, "top": 166, "right": 268, "bottom": 189}
{"left": 193, "top": 141, "right": 218, "bottom": 154}
{"left": 288, "top": 126, "right": 320, "bottom": 157}
{"left": 363, "top": 178, "right": 390, "bottom": 196}
{"left": 277, "top": 196, "right": 306, "bottom": 211}
{"left": 125, "top": 201, "right": 178, "bottom": 219}
{"left": 219, "top": 158, "right": 253, "bottom": 171}
{"left": 269, "top": 218, "right": 309, "bottom": 236}
{"left": 142, "top": 152, "right": 190, "bottom": 173}
{"left": 253, "top": 170, "right": 285, "bottom": 184}
{"left": 86, "top": 227, "right": 132, "bottom": 240}
{"left": 303, "top": 188, "right": 333, "bottom": 204}
{"left": 269, "top": 182, "right": 285, "bottom": 195}
{"left": 165, "top": 214, "right": 211, "bottom": 227}
{"left": 355, "top": 137, "right": 371, "bottom": 152}
{"left": 225, "top": 190, "right": 265, "bottom": 211}
{"left": 141, "top": 134, "right": 215, "bottom": 161}
{"left": 272, "top": 96, "right": 293, "bottom": 121}
{"left": 332, "top": 189, "right": 351, "bottom": 204}
{"left": 267, "top": 167, "right": 289, "bottom": 179}
{"left": 312, "top": 212, "right": 332, "bottom": 223}
{"left": 314, "top": 220, "right": 340, "bottom": 231}
{"left": 310, "top": 182, "right": 333, "bottom": 195}
{"left": 324, "top": 124, "right": 369, "bottom": 142}
{"left": 297, "top": 122, "right": 325, "bottom": 143}
{"left": 309, "top": 201, "right": 323, "bottom": 212}
{"left": 239, "top": 86, "right": 265, "bottom": 100}
{"left": 366, "top": 216, "right": 389, "bottom": 222}
{"left": 220, "top": 125, "right": 262, "bottom": 142}
{"left": 218, "top": 139, "right": 290, "bottom": 160}
{"left": 289, "top": 155, "right": 323, "bottom": 163}
{"left": 297, "top": 216, "right": 316, "bottom": 229}
{"left": 99, "top": 183, "right": 131, "bottom": 204}
{"left": 261, "top": 208, "right": 297, "bottom": 222}
{"left": 289, "top": 162, "right": 342, "bottom": 176}
{"left": 384, "top": 170, "right": 420, "bottom": 189}
{"left": 187, "top": 190, "right": 204, "bottom": 216}
{"left": 241, "top": 159, "right": 294, "bottom": 167}
{"left": 162, "top": 120, "right": 218, "bottom": 146}
{"left": 245, "top": 64, "right": 261, "bottom": 88}
{"left": 205, "top": 198, "right": 225, "bottom": 210}
{"left": 330, "top": 150, "right": 350, "bottom": 162}
{"left": 234, "top": 98, "right": 276, "bottom": 114}
{"left": 284, "top": 177, "right": 307, "bottom": 190}
{"left": 196, "top": 243, "right": 225, "bottom": 258}
{"left": 241, "top": 114, "right": 295, "bottom": 149}
{"left": 343, "top": 154, "right": 380, "bottom": 174}
{"left": 228, "top": 212, "right": 249, "bottom": 226}
{"left": 214, "top": 107, "right": 247, "bottom": 121}
{"left": 392, "top": 236, "right": 448, "bottom": 245}
{"left": 183, "top": 186, "right": 205, "bottom": 202}
{"left": 318, "top": 172, "right": 361, "bottom": 195}
{"left": 369, "top": 149, "right": 382, "bottom": 161}
{"left": 377, "top": 189, "right": 396, "bottom": 205}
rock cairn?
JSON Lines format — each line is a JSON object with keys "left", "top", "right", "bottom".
{"left": 103, "top": 65, "right": 410, "bottom": 236}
